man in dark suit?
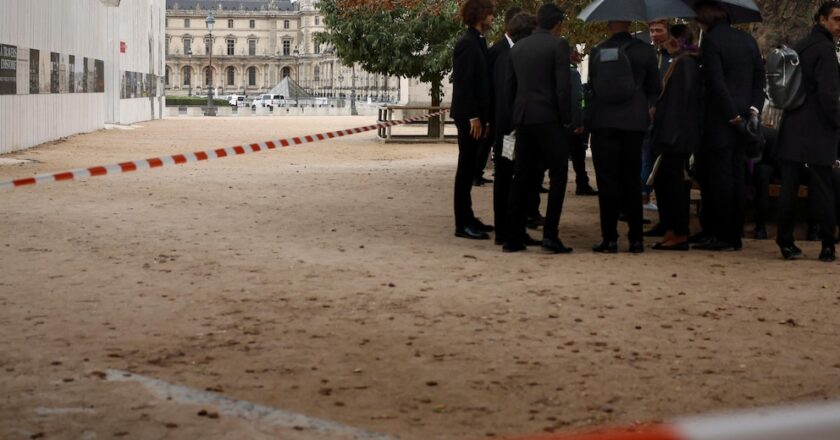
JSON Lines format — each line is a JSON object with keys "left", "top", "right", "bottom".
{"left": 450, "top": 0, "right": 495, "bottom": 240}
{"left": 775, "top": 1, "right": 840, "bottom": 262}
{"left": 693, "top": 1, "right": 766, "bottom": 251}
{"left": 588, "top": 20, "right": 661, "bottom": 254}
{"left": 503, "top": 4, "right": 573, "bottom": 254}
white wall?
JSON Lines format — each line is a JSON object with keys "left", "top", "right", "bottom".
{"left": 0, "top": 0, "right": 165, "bottom": 153}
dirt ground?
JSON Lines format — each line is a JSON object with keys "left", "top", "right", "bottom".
{"left": 0, "top": 116, "right": 839, "bottom": 440}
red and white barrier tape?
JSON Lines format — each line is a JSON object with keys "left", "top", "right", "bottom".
{"left": 0, "top": 111, "right": 446, "bottom": 190}
{"left": 508, "top": 400, "right": 840, "bottom": 440}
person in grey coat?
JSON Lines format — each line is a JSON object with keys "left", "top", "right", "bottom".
{"left": 776, "top": 1, "right": 840, "bottom": 262}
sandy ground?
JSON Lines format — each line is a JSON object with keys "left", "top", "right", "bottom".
{"left": 0, "top": 116, "right": 839, "bottom": 440}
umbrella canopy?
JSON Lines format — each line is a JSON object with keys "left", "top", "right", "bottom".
{"left": 578, "top": 0, "right": 697, "bottom": 23}
{"left": 682, "top": 0, "right": 762, "bottom": 24}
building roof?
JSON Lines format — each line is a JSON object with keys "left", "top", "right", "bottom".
{"left": 166, "top": 0, "right": 298, "bottom": 11}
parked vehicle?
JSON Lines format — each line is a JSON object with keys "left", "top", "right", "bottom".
{"left": 251, "top": 94, "right": 284, "bottom": 110}
{"left": 228, "top": 94, "right": 246, "bottom": 107}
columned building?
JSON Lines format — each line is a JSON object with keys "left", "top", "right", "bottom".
{"left": 164, "top": 0, "right": 400, "bottom": 102}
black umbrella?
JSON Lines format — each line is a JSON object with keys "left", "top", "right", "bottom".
{"left": 578, "top": 0, "right": 696, "bottom": 22}
{"left": 683, "top": 0, "right": 762, "bottom": 24}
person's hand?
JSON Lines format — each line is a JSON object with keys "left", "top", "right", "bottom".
{"left": 574, "top": 127, "right": 584, "bottom": 135}
{"left": 482, "top": 123, "right": 491, "bottom": 139}
{"left": 730, "top": 115, "right": 744, "bottom": 125}
{"left": 469, "top": 118, "right": 482, "bottom": 139}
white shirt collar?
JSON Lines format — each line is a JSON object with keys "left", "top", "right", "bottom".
{"left": 505, "top": 33, "right": 514, "bottom": 48}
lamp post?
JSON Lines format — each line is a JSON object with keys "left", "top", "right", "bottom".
{"left": 205, "top": 11, "right": 216, "bottom": 116}
{"left": 337, "top": 73, "right": 344, "bottom": 107}
{"left": 187, "top": 49, "right": 192, "bottom": 96}
{"left": 350, "top": 64, "right": 357, "bottom": 116}
{"left": 293, "top": 48, "right": 300, "bottom": 107}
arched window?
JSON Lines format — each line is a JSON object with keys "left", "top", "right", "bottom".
{"left": 226, "top": 66, "right": 235, "bottom": 86}
{"left": 248, "top": 67, "right": 256, "bottom": 86}
{"left": 204, "top": 67, "right": 213, "bottom": 86}
{"left": 314, "top": 66, "right": 320, "bottom": 82}
{"left": 182, "top": 66, "right": 191, "bottom": 86}
{"left": 282, "top": 66, "right": 290, "bottom": 78}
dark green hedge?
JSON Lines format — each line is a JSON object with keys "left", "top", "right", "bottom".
{"left": 165, "top": 96, "right": 230, "bottom": 107}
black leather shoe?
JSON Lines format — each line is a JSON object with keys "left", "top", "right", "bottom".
{"left": 542, "top": 237, "right": 573, "bottom": 254}
{"left": 688, "top": 231, "right": 711, "bottom": 244}
{"left": 575, "top": 186, "right": 599, "bottom": 196}
{"left": 629, "top": 241, "right": 645, "bottom": 254}
{"left": 471, "top": 218, "right": 495, "bottom": 233}
{"left": 522, "top": 234, "right": 542, "bottom": 246}
{"left": 819, "top": 246, "right": 836, "bottom": 262}
{"left": 693, "top": 239, "right": 737, "bottom": 251}
{"left": 502, "top": 242, "right": 526, "bottom": 253}
{"left": 652, "top": 241, "right": 689, "bottom": 251}
{"left": 592, "top": 241, "right": 618, "bottom": 253}
{"left": 807, "top": 225, "right": 821, "bottom": 242}
{"left": 753, "top": 227, "right": 768, "bottom": 240}
{"left": 643, "top": 223, "right": 667, "bottom": 237}
{"left": 779, "top": 244, "right": 803, "bottom": 260}
{"left": 455, "top": 226, "right": 490, "bottom": 240}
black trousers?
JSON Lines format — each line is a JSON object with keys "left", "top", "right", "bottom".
{"left": 475, "top": 135, "right": 493, "bottom": 180}
{"left": 454, "top": 119, "right": 480, "bottom": 228}
{"left": 752, "top": 162, "right": 775, "bottom": 229}
{"left": 493, "top": 150, "right": 514, "bottom": 243}
{"left": 653, "top": 152, "right": 691, "bottom": 236}
{"left": 591, "top": 128, "right": 645, "bottom": 242}
{"left": 777, "top": 160, "right": 837, "bottom": 248}
{"left": 568, "top": 131, "right": 591, "bottom": 188}
{"left": 694, "top": 149, "right": 715, "bottom": 236}
{"left": 705, "top": 146, "right": 747, "bottom": 244}
{"left": 507, "top": 122, "right": 569, "bottom": 242}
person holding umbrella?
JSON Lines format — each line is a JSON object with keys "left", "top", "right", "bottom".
{"left": 691, "top": 1, "right": 765, "bottom": 251}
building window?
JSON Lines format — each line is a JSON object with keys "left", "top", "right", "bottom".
{"left": 282, "top": 40, "right": 290, "bottom": 56}
{"left": 282, "top": 66, "right": 290, "bottom": 78}
{"left": 314, "top": 43, "right": 320, "bottom": 55}
{"left": 248, "top": 67, "right": 256, "bottom": 86}
{"left": 185, "top": 18, "right": 190, "bottom": 28}
{"left": 205, "top": 67, "right": 213, "bottom": 86}
{"left": 165, "top": 66, "right": 170, "bottom": 85}
{"left": 205, "top": 37, "right": 211, "bottom": 55}
{"left": 226, "top": 39, "right": 235, "bottom": 55}
{"left": 183, "top": 38, "right": 192, "bottom": 55}
{"left": 182, "top": 66, "right": 191, "bottom": 86}
{"left": 314, "top": 66, "right": 320, "bottom": 82}
{"left": 283, "top": 20, "right": 290, "bottom": 29}
{"left": 248, "top": 39, "right": 256, "bottom": 56}
{"left": 249, "top": 19, "right": 255, "bottom": 29}
{"left": 165, "top": 38, "right": 170, "bottom": 55}
{"left": 165, "top": 18, "right": 168, "bottom": 27}
{"left": 228, "top": 19, "right": 233, "bottom": 28}
{"left": 315, "top": 17, "right": 320, "bottom": 25}
{"left": 226, "top": 67, "right": 235, "bottom": 86}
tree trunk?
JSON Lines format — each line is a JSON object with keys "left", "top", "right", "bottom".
{"left": 428, "top": 75, "right": 442, "bottom": 139}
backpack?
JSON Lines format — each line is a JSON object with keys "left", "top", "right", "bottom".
{"left": 766, "top": 45, "right": 807, "bottom": 110}
{"left": 592, "top": 40, "right": 638, "bottom": 104}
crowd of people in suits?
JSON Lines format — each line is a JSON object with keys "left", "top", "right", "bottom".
{"left": 450, "top": 0, "right": 840, "bottom": 262}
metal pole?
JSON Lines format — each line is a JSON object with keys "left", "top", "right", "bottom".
{"left": 351, "top": 64, "right": 357, "bottom": 116}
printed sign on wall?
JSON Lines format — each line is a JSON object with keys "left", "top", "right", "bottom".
{"left": 0, "top": 44, "right": 16, "bottom": 95}
{"left": 29, "top": 49, "right": 39, "bottom": 94}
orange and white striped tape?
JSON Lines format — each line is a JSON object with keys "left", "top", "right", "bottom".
{"left": 0, "top": 111, "right": 446, "bottom": 190}
{"left": 509, "top": 400, "right": 840, "bottom": 440}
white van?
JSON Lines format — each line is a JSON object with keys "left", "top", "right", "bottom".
{"left": 251, "top": 94, "right": 283, "bottom": 110}
{"left": 228, "top": 94, "right": 246, "bottom": 107}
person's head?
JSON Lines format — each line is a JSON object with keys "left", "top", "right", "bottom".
{"left": 648, "top": 20, "right": 670, "bottom": 47}
{"left": 508, "top": 12, "right": 537, "bottom": 43}
{"left": 694, "top": 1, "right": 728, "bottom": 31}
{"left": 536, "top": 4, "right": 565, "bottom": 35}
{"left": 815, "top": 1, "right": 840, "bottom": 38}
{"left": 571, "top": 48, "right": 582, "bottom": 65}
{"left": 606, "top": 20, "right": 631, "bottom": 35}
{"left": 664, "top": 23, "right": 697, "bottom": 55}
{"left": 459, "top": 0, "right": 495, "bottom": 34}
{"left": 504, "top": 6, "right": 523, "bottom": 34}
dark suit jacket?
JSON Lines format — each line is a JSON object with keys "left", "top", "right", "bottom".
{"left": 450, "top": 27, "right": 491, "bottom": 123}
{"left": 777, "top": 26, "right": 840, "bottom": 166}
{"left": 505, "top": 29, "right": 572, "bottom": 127}
{"left": 488, "top": 37, "right": 512, "bottom": 153}
{"left": 588, "top": 32, "right": 661, "bottom": 132}
{"left": 652, "top": 53, "right": 703, "bottom": 154}
{"left": 701, "top": 21, "right": 765, "bottom": 148}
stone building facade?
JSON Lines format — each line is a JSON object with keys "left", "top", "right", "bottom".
{"left": 164, "top": 0, "right": 400, "bottom": 101}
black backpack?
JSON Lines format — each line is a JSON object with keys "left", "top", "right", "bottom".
{"left": 766, "top": 45, "right": 806, "bottom": 110}
{"left": 592, "top": 40, "right": 638, "bottom": 104}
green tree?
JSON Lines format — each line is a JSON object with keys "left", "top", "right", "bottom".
{"left": 316, "top": 0, "right": 461, "bottom": 136}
